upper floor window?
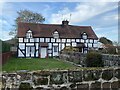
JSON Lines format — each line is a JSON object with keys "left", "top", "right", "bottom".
{"left": 26, "top": 29, "right": 33, "bottom": 38}
{"left": 53, "top": 31, "right": 59, "bottom": 39}
{"left": 82, "top": 32, "right": 87, "bottom": 40}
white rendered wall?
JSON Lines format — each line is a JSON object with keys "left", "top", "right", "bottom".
{"left": 19, "top": 43, "right": 25, "bottom": 49}
{"left": 18, "top": 50, "right": 24, "bottom": 57}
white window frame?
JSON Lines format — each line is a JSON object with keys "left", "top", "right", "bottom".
{"left": 82, "top": 32, "right": 87, "bottom": 40}
{"left": 53, "top": 31, "right": 59, "bottom": 39}
{"left": 26, "top": 30, "right": 33, "bottom": 38}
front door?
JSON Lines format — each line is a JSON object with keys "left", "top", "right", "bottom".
{"left": 26, "top": 46, "right": 35, "bottom": 57}
{"left": 53, "top": 46, "right": 58, "bottom": 56}
{"left": 41, "top": 47, "right": 47, "bottom": 58}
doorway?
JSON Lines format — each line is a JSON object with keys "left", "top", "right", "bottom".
{"left": 40, "top": 47, "right": 47, "bottom": 58}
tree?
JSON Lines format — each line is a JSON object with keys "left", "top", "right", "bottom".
{"left": 9, "top": 10, "right": 45, "bottom": 38}
{"left": 99, "top": 37, "right": 113, "bottom": 45}
{"left": 16, "top": 10, "right": 45, "bottom": 23}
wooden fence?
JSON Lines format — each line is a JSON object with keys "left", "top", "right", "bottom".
{"left": 0, "top": 52, "right": 12, "bottom": 65}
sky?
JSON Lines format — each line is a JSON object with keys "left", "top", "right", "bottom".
{"left": 0, "top": 0, "right": 119, "bottom": 42}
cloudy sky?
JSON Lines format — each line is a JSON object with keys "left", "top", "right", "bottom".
{"left": 0, "top": 0, "right": 119, "bottom": 42}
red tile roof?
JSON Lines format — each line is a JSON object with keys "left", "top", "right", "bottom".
{"left": 18, "top": 22, "right": 98, "bottom": 39}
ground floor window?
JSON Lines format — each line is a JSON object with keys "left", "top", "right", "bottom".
{"left": 54, "top": 46, "right": 58, "bottom": 52}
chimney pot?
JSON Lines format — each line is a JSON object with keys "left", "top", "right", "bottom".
{"left": 62, "top": 20, "right": 69, "bottom": 26}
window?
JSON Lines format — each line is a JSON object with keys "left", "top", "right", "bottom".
{"left": 40, "top": 38, "right": 44, "bottom": 42}
{"left": 82, "top": 32, "right": 87, "bottom": 40}
{"left": 35, "top": 38, "right": 39, "bottom": 42}
{"left": 46, "top": 38, "right": 50, "bottom": 42}
{"left": 26, "top": 30, "right": 33, "bottom": 38}
{"left": 31, "top": 47, "right": 35, "bottom": 53}
{"left": 67, "top": 39, "right": 71, "bottom": 42}
{"left": 53, "top": 31, "right": 59, "bottom": 39}
{"left": 54, "top": 46, "right": 58, "bottom": 52}
{"left": 19, "top": 38, "right": 23, "bottom": 42}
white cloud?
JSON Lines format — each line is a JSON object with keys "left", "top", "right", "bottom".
{"left": 103, "top": 14, "right": 118, "bottom": 20}
{"left": 0, "top": 19, "right": 9, "bottom": 25}
{"left": 49, "top": 2, "right": 118, "bottom": 24}
{"left": 0, "top": 19, "right": 13, "bottom": 41}
{"left": 0, "top": 29, "right": 13, "bottom": 41}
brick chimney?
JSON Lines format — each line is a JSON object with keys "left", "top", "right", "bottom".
{"left": 62, "top": 20, "right": 69, "bottom": 26}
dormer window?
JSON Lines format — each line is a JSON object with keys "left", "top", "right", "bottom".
{"left": 82, "top": 32, "right": 87, "bottom": 39}
{"left": 53, "top": 31, "right": 59, "bottom": 39}
{"left": 26, "top": 29, "right": 33, "bottom": 38}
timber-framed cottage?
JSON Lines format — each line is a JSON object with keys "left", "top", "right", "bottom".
{"left": 17, "top": 20, "right": 98, "bottom": 58}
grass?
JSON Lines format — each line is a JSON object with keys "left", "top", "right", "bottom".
{"left": 2, "top": 58, "right": 78, "bottom": 72}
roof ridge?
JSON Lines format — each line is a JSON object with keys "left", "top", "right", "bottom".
{"left": 18, "top": 22, "right": 91, "bottom": 27}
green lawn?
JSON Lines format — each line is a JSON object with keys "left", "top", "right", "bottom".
{"left": 2, "top": 58, "right": 77, "bottom": 72}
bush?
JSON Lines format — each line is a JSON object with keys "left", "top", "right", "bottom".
{"left": 62, "top": 46, "right": 79, "bottom": 52}
{"left": 86, "top": 52, "right": 103, "bottom": 67}
{"left": 0, "top": 40, "right": 11, "bottom": 53}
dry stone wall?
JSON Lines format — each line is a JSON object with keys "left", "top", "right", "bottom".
{"left": 1, "top": 68, "right": 120, "bottom": 90}
{"left": 59, "top": 52, "right": 120, "bottom": 67}
{"left": 102, "top": 54, "right": 120, "bottom": 67}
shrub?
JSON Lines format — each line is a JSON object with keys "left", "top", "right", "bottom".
{"left": 62, "top": 46, "right": 79, "bottom": 52}
{"left": 86, "top": 52, "right": 103, "bottom": 67}
{"left": 0, "top": 40, "right": 11, "bottom": 53}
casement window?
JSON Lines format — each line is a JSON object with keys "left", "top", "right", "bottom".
{"left": 48, "top": 43, "right": 52, "bottom": 49}
{"left": 51, "top": 38, "right": 55, "bottom": 42}
{"left": 24, "top": 38, "right": 28, "bottom": 42}
{"left": 67, "top": 39, "right": 71, "bottom": 42}
{"left": 46, "top": 38, "right": 50, "bottom": 42}
{"left": 40, "top": 38, "right": 44, "bottom": 42}
{"left": 19, "top": 38, "right": 23, "bottom": 42}
{"left": 56, "top": 39, "right": 60, "bottom": 42}
{"left": 31, "top": 47, "right": 35, "bottom": 53}
{"left": 82, "top": 32, "right": 87, "bottom": 40}
{"left": 76, "top": 39, "right": 80, "bottom": 42}
{"left": 35, "top": 38, "right": 39, "bottom": 42}
{"left": 53, "top": 31, "right": 59, "bottom": 39}
{"left": 54, "top": 46, "right": 58, "bottom": 52}
{"left": 89, "top": 39, "right": 93, "bottom": 43}
{"left": 62, "top": 39, "right": 66, "bottom": 42}
{"left": 71, "top": 39, "right": 75, "bottom": 42}
{"left": 94, "top": 40, "right": 98, "bottom": 43}
{"left": 30, "top": 38, "right": 34, "bottom": 42}
{"left": 26, "top": 29, "right": 33, "bottom": 38}
{"left": 27, "top": 47, "right": 34, "bottom": 54}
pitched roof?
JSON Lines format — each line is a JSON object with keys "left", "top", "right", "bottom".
{"left": 18, "top": 22, "right": 98, "bottom": 39}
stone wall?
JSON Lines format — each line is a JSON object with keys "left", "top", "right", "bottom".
{"left": 59, "top": 52, "right": 86, "bottom": 67}
{"left": 59, "top": 52, "right": 120, "bottom": 67}
{"left": 102, "top": 54, "right": 120, "bottom": 67}
{"left": 1, "top": 68, "right": 120, "bottom": 89}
